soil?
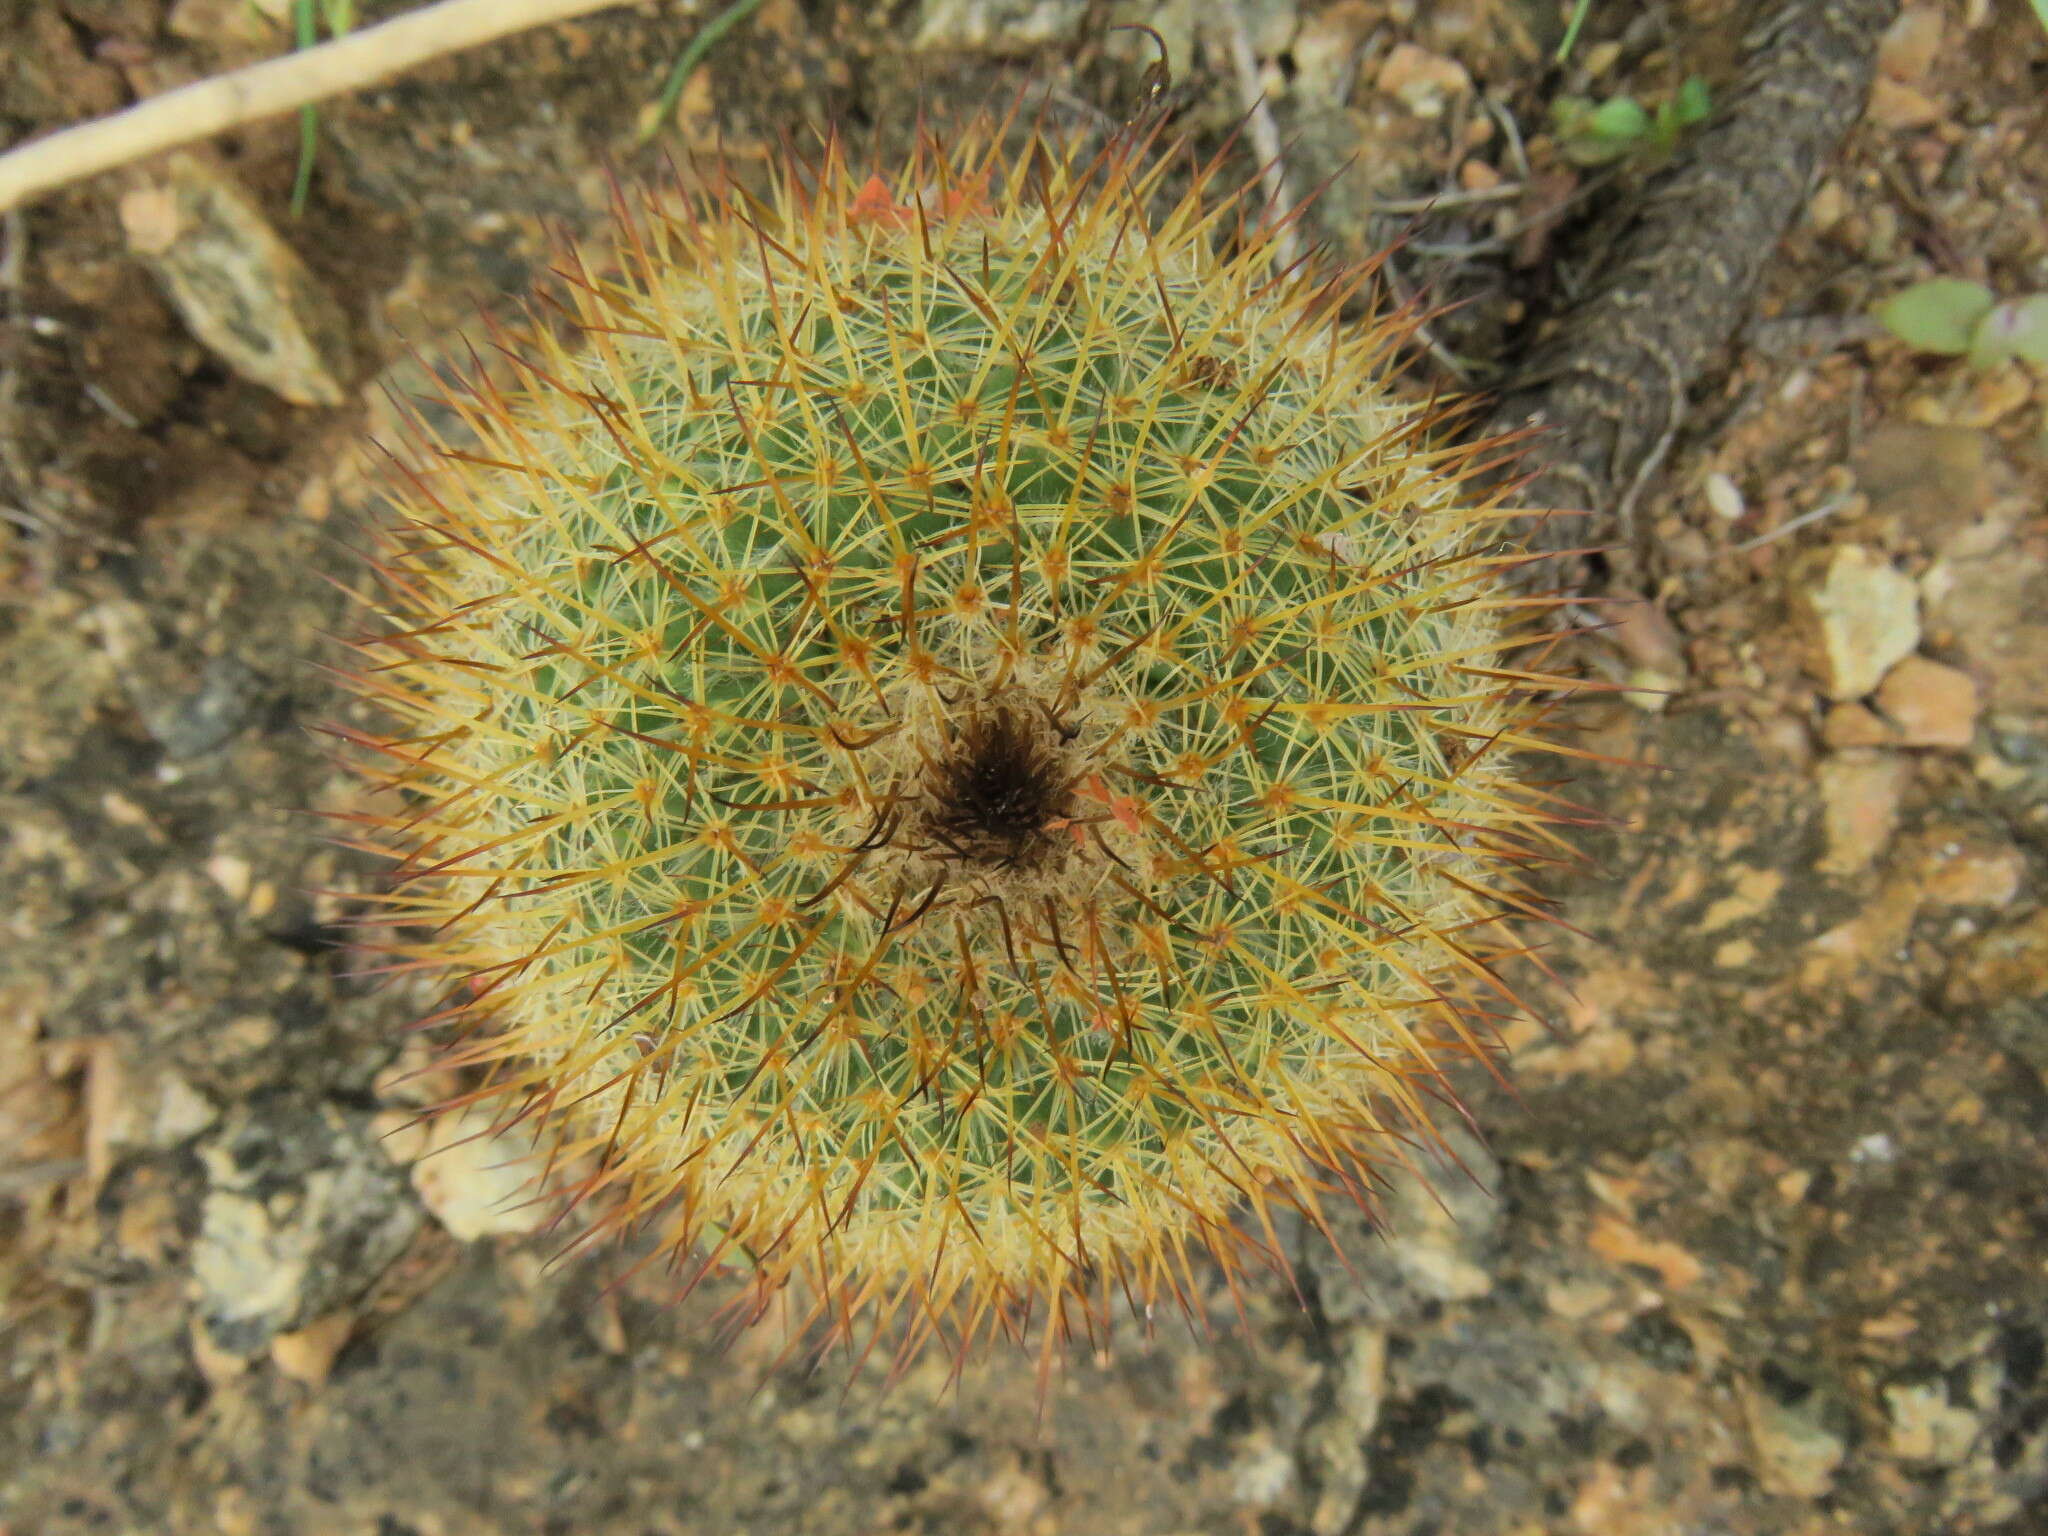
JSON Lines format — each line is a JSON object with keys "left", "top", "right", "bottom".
{"left": 2, "top": 2, "right": 2046, "bottom": 1534}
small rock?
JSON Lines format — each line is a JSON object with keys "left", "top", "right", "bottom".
{"left": 1698, "top": 865, "right": 1784, "bottom": 935}
{"left": 1878, "top": 5, "right": 1944, "bottom": 82}
{"left": 120, "top": 152, "right": 351, "bottom": 407}
{"left": 410, "top": 1107, "right": 554, "bottom": 1242}
{"left": 270, "top": 1311, "right": 354, "bottom": 1388}
{"left": 1854, "top": 422, "right": 2013, "bottom": 546}
{"left": 975, "top": 1454, "right": 1052, "bottom": 1531}
{"left": 1290, "top": 0, "right": 1376, "bottom": 107}
{"left": 1868, "top": 77, "right": 1944, "bottom": 131}
{"left": 1457, "top": 157, "right": 1501, "bottom": 192}
{"left": 1946, "top": 909, "right": 2048, "bottom": 1007}
{"left": 1587, "top": 1212, "right": 1703, "bottom": 1292}
{"left": 1307, "top": 1120, "right": 1502, "bottom": 1326}
{"left": 1229, "top": 1434, "right": 1297, "bottom": 1509}
{"left": 1924, "top": 541, "right": 2048, "bottom": 718}
{"left": 1807, "top": 178, "right": 1849, "bottom": 233}
{"left": 911, "top": 0, "right": 1083, "bottom": 50}
{"left": 1816, "top": 750, "right": 1911, "bottom": 875}
{"left": 167, "top": 0, "right": 284, "bottom": 45}
{"left": 1797, "top": 545, "right": 1921, "bottom": 701}
{"left": 1821, "top": 702, "right": 1897, "bottom": 750}
{"left": 152, "top": 1071, "right": 219, "bottom": 1146}
{"left": 1743, "top": 1377, "right": 1849, "bottom": 1497}
{"left": 368, "top": 1107, "right": 433, "bottom": 1167}
{"left": 205, "top": 852, "right": 254, "bottom": 902}
{"left": 1374, "top": 43, "right": 1473, "bottom": 118}
{"left": 133, "top": 654, "right": 268, "bottom": 759}
{"left": 1922, "top": 840, "right": 2024, "bottom": 909}
{"left": 191, "top": 1104, "right": 421, "bottom": 1357}
{"left": 1703, "top": 471, "right": 1746, "bottom": 522}
{"left": 1886, "top": 1379, "right": 1982, "bottom": 1464}
{"left": 83, "top": 1043, "right": 217, "bottom": 1192}
{"left": 1300, "top": 1325, "right": 1388, "bottom": 1536}
{"left": 1874, "top": 655, "right": 1979, "bottom": 748}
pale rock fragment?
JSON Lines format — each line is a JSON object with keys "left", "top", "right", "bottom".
{"left": 1375, "top": 43, "right": 1473, "bottom": 118}
{"left": 410, "top": 1107, "right": 553, "bottom": 1242}
{"left": 1797, "top": 545, "right": 1921, "bottom": 701}
{"left": 1816, "top": 750, "right": 1911, "bottom": 875}
{"left": 270, "top": 1311, "right": 354, "bottom": 1388}
{"left": 1874, "top": 655, "right": 1980, "bottom": 748}
{"left": 191, "top": 1106, "right": 420, "bottom": 1356}
{"left": 1744, "top": 1379, "right": 1848, "bottom": 1497}
{"left": 120, "top": 153, "right": 352, "bottom": 407}
{"left": 1886, "top": 1379, "right": 1982, "bottom": 1465}
{"left": 912, "top": 0, "right": 1084, "bottom": 51}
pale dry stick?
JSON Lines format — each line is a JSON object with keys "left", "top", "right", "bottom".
{"left": 0, "top": 0, "right": 646, "bottom": 213}
{"left": 1214, "top": 2, "right": 1300, "bottom": 269}
{"left": 0, "top": 208, "right": 63, "bottom": 537}
{"left": 1729, "top": 489, "right": 1856, "bottom": 554}
{"left": 1372, "top": 183, "right": 1526, "bottom": 215}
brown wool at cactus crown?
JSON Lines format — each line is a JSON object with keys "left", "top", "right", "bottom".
{"left": 335, "top": 113, "right": 1581, "bottom": 1366}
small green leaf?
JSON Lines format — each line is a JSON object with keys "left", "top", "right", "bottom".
{"left": 2033, "top": 0, "right": 2048, "bottom": 35}
{"left": 1553, "top": 94, "right": 1654, "bottom": 165}
{"left": 1584, "top": 95, "right": 1652, "bottom": 142}
{"left": 1670, "top": 74, "right": 1712, "bottom": 128}
{"left": 1875, "top": 278, "right": 1997, "bottom": 356}
{"left": 1968, "top": 295, "right": 2048, "bottom": 369}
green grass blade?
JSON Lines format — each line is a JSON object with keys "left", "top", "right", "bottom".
{"left": 640, "top": 0, "right": 770, "bottom": 146}
{"left": 289, "top": 0, "right": 320, "bottom": 215}
{"left": 1555, "top": 0, "right": 1594, "bottom": 64}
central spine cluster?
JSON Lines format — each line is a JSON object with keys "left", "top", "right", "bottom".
{"left": 343, "top": 119, "right": 1573, "bottom": 1362}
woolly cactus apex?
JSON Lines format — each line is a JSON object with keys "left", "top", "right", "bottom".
{"left": 335, "top": 118, "right": 1580, "bottom": 1365}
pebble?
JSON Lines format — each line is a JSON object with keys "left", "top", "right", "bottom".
{"left": 1797, "top": 545, "right": 1921, "bottom": 702}
{"left": 1742, "top": 1378, "right": 1849, "bottom": 1497}
{"left": 1290, "top": 1, "right": 1376, "bottom": 107}
{"left": 1820, "top": 701, "right": 1896, "bottom": 750}
{"left": 119, "top": 152, "right": 352, "bottom": 407}
{"left": 1308, "top": 1119, "right": 1502, "bottom": 1326}
{"left": 1703, "top": 471, "right": 1745, "bottom": 522}
{"left": 1922, "top": 839, "right": 2023, "bottom": 908}
{"left": 1300, "top": 1325, "right": 1387, "bottom": 1536}
{"left": 1924, "top": 541, "right": 2048, "bottom": 718}
{"left": 1945, "top": 908, "right": 2048, "bottom": 1006}
{"left": 269, "top": 1311, "right": 355, "bottom": 1388}
{"left": 1873, "top": 655, "right": 1980, "bottom": 748}
{"left": 132, "top": 654, "right": 268, "bottom": 759}
{"left": 1885, "top": 1379, "right": 1982, "bottom": 1464}
{"left": 1816, "top": 750, "right": 1911, "bottom": 875}
{"left": 190, "top": 1105, "right": 422, "bottom": 1357}
{"left": 410, "top": 1107, "right": 554, "bottom": 1242}
{"left": 1878, "top": 5, "right": 1945, "bottom": 83}
{"left": 1868, "top": 77, "right": 1944, "bottom": 131}
{"left": 1376, "top": 1121, "right": 1501, "bottom": 1303}
{"left": 1374, "top": 43, "right": 1473, "bottom": 118}
{"left": 166, "top": 0, "right": 283, "bottom": 44}
{"left": 911, "top": 0, "right": 1084, "bottom": 50}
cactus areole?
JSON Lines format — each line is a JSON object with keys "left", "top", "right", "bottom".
{"left": 340, "top": 119, "right": 1576, "bottom": 1363}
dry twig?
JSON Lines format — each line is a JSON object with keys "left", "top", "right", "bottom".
{"left": 0, "top": 0, "right": 640, "bottom": 213}
{"left": 1213, "top": 3, "right": 1300, "bottom": 269}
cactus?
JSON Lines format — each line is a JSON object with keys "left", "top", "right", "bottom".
{"left": 337, "top": 118, "right": 1575, "bottom": 1362}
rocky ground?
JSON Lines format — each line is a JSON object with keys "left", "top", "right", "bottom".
{"left": 2, "top": 1, "right": 2045, "bottom": 1533}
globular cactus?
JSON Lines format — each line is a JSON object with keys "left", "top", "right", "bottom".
{"left": 335, "top": 117, "right": 1574, "bottom": 1363}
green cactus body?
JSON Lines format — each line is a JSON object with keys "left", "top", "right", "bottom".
{"left": 347, "top": 123, "right": 1568, "bottom": 1354}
